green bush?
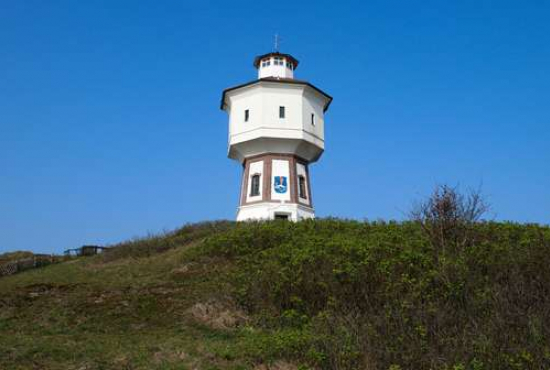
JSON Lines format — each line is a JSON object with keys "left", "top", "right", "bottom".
{"left": 4, "top": 218, "right": 549, "bottom": 369}
{"left": 199, "top": 219, "right": 550, "bottom": 369}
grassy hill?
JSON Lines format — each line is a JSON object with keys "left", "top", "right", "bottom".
{"left": 1, "top": 219, "right": 549, "bottom": 370}
{"left": 0, "top": 251, "right": 35, "bottom": 265}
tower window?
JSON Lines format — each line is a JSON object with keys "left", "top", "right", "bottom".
{"left": 274, "top": 57, "right": 283, "bottom": 66}
{"left": 311, "top": 113, "right": 315, "bottom": 125}
{"left": 299, "top": 175, "right": 307, "bottom": 199}
{"left": 250, "top": 174, "right": 261, "bottom": 197}
{"left": 245, "top": 109, "right": 249, "bottom": 122}
{"left": 279, "top": 106, "right": 285, "bottom": 119}
{"left": 261, "top": 59, "right": 270, "bottom": 67}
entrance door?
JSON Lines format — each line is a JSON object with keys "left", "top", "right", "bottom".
{"left": 274, "top": 213, "right": 290, "bottom": 220}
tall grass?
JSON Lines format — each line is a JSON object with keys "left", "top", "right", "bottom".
{"left": 199, "top": 219, "right": 550, "bottom": 369}
{"left": 102, "top": 220, "right": 234, "bottom": 261}
{"left": 3, "top": 218, "right": 549, "bottom": 369}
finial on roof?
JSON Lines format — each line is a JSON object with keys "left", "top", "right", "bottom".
{"left": 274, "top": 33, "right": 280, "bottom": 52}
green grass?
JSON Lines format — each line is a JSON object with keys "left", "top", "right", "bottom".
{"left": 1, "top": 219, "right": 550, "bottom": 369}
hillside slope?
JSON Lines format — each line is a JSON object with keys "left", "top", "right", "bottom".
{"left": 1, "top": 220, "right": 549, "bottom": 370}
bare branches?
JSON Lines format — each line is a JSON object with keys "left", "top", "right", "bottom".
{"left": 410, "top": 184, "right": 490, "bottom": 254}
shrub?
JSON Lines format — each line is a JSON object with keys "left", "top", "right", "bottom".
{"left": 199, "top": 219, "right": 550, "bottom": 369}
{"left": 410, "top": 184, "right": 490, "bottom": 255}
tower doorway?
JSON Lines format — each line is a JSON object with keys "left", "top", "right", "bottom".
{"left": 274, "top": 213, "right": 290, "bottom": 220}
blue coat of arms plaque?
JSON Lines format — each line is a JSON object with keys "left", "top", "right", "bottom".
{"left": 274, "top": 176, "right": 288, "bottom": 194}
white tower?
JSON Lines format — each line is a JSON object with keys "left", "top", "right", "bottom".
{"left": 221, "top": 51, "right": 332, "bottom": 221}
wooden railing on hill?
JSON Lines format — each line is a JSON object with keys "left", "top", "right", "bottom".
{"left": 0, "top": 254, "right": 60, "bottom": 278}
{"left": 0, "top": 246, "right": 110, "bottom": 278}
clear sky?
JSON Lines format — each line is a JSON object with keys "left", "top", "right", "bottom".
{"left": 1, "top": 0, "right": 549, "bottom": 254}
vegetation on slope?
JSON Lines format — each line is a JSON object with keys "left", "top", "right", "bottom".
{"left": 0, "top": 251, "right": 35, "bottom": 265}
{"left": 198, "top": 220, "right": 550, "bottom": 369}
{"left": 1, "top": 192, "right": 549, "bottom": 369}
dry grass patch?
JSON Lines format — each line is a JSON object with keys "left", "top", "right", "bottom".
{"left": 189, "top": 300, "right": 249, "bottom": 329}
{"left": 254, "top": 360, "right": 300, "bottom": 370}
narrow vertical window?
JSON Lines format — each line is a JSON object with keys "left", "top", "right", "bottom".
{"left": 250, "top": 174, "right": 260, "bottom": 196}
{"left": 279, "top": 106, "right": 285, "bottom": 119}
{"left": 311, "top": 113, "right": 315, "bottom": 125}
{"left": 299, "top": 176, "right": 307, "bottom": 199}
{"left": 245, "top": 109, "right": 249, "bottom": 122}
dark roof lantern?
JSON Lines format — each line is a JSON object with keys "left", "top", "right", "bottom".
{"left": 253, "top": 52, "right": 299, "bottom": 69}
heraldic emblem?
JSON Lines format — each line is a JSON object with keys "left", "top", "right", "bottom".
{"left": 274, "top": 176, "right": 288, "bottom": 194}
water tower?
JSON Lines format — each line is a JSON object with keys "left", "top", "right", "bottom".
{"left": 220, "top": 50, "right": 332, "bottom": 221}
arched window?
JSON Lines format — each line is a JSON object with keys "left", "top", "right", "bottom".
{"left": 298, "top": 175, "right": 307, "bottom": 199}
{"left": 250, "top": 174, "right": 261, "bottom": 196}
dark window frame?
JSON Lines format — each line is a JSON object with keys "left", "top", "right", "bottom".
{"left": 311, "top": 113, "right": 315, "bottom": 125}
{"left": 245, "top": 109, "right": 249, "bottom": 122}
{"left": 250, "top": 174, "right": 261, "bottom": 197}
{"left": 279, "top": 106, "right": 285, "bottom": 119}
{"left": 298, "top": 175, "right": 307, "bottom": 199}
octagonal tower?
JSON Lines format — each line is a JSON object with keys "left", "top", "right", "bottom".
{"left": 221, "top": 51, "right": 332, "bottom": 221}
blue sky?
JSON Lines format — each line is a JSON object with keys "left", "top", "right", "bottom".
{"left": 1, "top": 0, "right": 549, "bottom": 254}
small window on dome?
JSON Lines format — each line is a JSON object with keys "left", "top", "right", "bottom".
{"left": 245, "top": 109, "right": 249, "bottom": 122}
{"left": 261, "top": 59, "right": 271, "bottom": 67}
{"left": 274, "top": 57, "right": 283, "bottom": 66}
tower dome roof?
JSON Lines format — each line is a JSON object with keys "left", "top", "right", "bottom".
{"left": 253, "top": 52, "right": 299, "bottom": 69}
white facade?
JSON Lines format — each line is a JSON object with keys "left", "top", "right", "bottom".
{"left": 257, "top": 55, "right": 295, "bottom": 79}
{"left": 246, "top": 160, "right": 264, "bottom": 203}
{"left": 237, "top": 202, "right": 315, "bottom": 222}
{"left": 221, "top": 51, "right": 332, "bottom": 222}
{"left": 225, "top": 81, "right": 329, "bottom": 163}
{"left": 271, "top": 159, "right": 291, "bottom": 201}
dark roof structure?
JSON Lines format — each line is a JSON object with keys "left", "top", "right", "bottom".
{"left": 253, "top": 52, "right": 300, "bottom": 69}
{"left": 220, "top": 77, "right": 333, "bottom": 112}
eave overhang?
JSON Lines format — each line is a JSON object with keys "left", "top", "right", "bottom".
{"left": 220, "top": 77, "right": 333, "bottom": 113}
